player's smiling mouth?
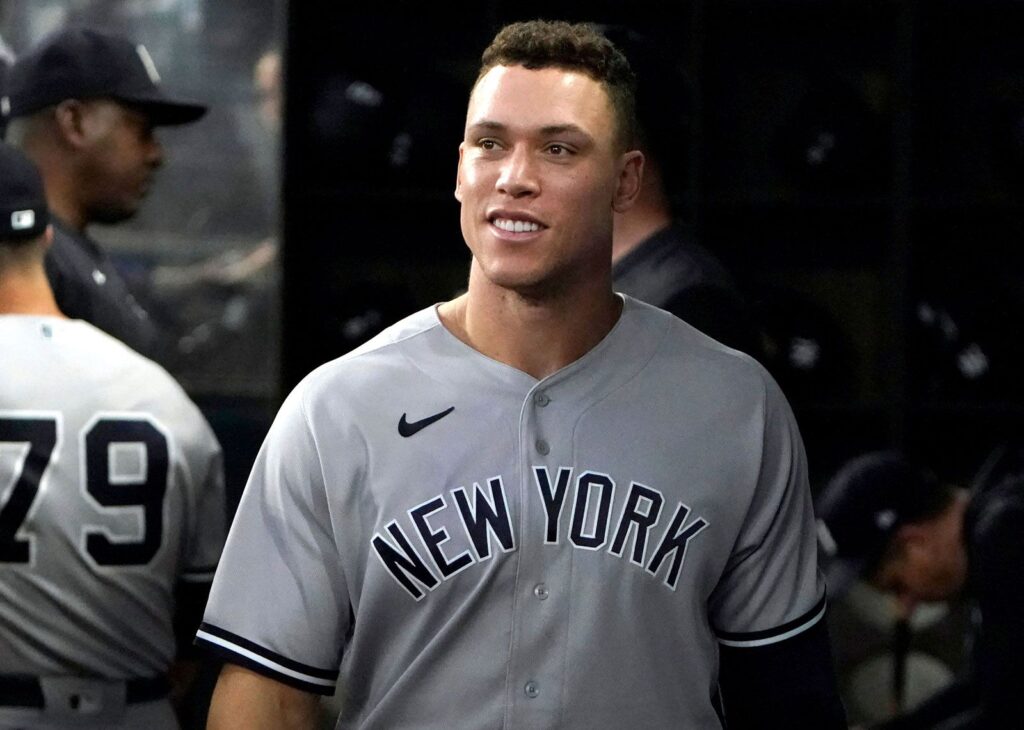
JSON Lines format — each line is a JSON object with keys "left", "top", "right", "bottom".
{"left": 493, "top": 218, "right": 541, "bottom": 233}
{"left": 488, "top": 212, "right": 547, "bottom": 235}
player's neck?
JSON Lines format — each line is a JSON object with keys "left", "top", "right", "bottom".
{"left": 439, "top": 265, "right": 622, "bottom": 380}
{"left": 0, "top": 269, "right": 65, "bottom": 317}
{"left": 612, "top": 204, "right": 672, "bottom": 264}
{"left": 611, "top": 161, "right": 672, "bottom": 263}
{"left": 44, "top": 177, "right": 88, "bottom": 233}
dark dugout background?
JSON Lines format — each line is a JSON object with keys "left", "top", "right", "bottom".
{"left": 285, "top": 2, "right": 1024, "bottom": 723}
{"left": 285, "top": 0, "right": 1024, "bottom": 483}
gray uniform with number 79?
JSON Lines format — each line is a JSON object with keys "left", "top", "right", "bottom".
{"left": 0, "top": 315, "right": 225, "bottom": 729}
{"left": 198, "top": 296, "right": 825, "bottom": 729}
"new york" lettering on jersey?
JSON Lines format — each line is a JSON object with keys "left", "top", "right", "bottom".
{"left": 371, "top": 466, "right": 709, "bottom": 600}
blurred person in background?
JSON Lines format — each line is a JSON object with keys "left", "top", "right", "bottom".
{"left": 0, "top": 31, "right": 13, "bottom": 137}
{"left": 0, "top": 140, "right": 225, "bottom": 729}
{"left": 604, "top": 25, "right": 764, "bottom": 360}
{"left": 1, "top": 26, "right": 206, "bottom": 364}
{"left": 817, "top": 448, "right": 1024, "bottom": 728}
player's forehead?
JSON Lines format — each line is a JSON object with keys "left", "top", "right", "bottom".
{"left": 465, "top": 65, "right": 614, "bottom": 144}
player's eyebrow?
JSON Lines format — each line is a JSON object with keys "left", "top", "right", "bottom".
{"left": 466, "top": 120, "right": 595, "bottom": 145}
{"left": 466, "top": 120, "right": 507, "bottom": 135}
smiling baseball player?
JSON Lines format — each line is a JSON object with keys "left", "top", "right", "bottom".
{"left": 198, "top": 20, "right": 846, "bottom": 729}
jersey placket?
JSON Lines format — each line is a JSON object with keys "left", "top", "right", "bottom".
{"left": 503, "top": 382, "right": 572, "bottom": 729}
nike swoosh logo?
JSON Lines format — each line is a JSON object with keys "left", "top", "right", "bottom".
{"left": 398, "top": 406, "right": 455, "bottom": 437}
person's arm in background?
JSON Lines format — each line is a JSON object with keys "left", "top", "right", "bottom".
{"left": 207, "top": 664, "right": 320, "bottom": 730}
{"left": 172, "top": 415, "right": 228, "bottom": 714}
{"left": 719, "top": 618, "right": 847, "bottom": 728}
{"left": 169, "top": 580, "right": 214, "bottom": 710}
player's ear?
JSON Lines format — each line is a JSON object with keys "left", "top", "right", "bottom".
{"left": 53, "top": 99, "right": 92, "bottom": 150}
{"left": 611, "top": 149, "right": 643, "bottom": 213}
{"left": 454, "top": 143, "right": 466, "bottom": 203}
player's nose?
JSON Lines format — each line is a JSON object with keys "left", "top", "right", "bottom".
{"left": 496, "top": 146, "right": 539, "bottom": 198}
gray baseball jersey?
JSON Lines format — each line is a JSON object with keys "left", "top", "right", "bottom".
{"left": 0, "top": 316, "right": 225, "bottom": 680}
{"left": 198, "top": 296, "right": 824, "bottom": 729}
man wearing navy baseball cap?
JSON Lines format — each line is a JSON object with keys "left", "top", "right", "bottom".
{"left": 2, "top": 26, "right": 207, "bottom": 362}
{"left": 816, "top": 448, "right": 1024, "bottom": 728}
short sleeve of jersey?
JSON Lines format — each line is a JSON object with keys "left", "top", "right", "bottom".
{"left": 196, "top": 387, "right": 347, "bottom": 694}
{"left": 178, "top": 424, "right": 226, "bottom": 584}
{"left": 708, "top": 374, "right": 826, "bottom": 648}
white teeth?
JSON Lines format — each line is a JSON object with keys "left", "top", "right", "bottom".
{"left": 494, "top": 218, "right": 540, "bottom": 233}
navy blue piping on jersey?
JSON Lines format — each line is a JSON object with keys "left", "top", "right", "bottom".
{"left": 195, "top": 622, "right": 338, "bottom": 695}
{"left": 714, "top": 593, "right": 827, "bottom": 648}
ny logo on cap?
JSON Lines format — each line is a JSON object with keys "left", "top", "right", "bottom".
{"left": 135, "top": 44, "right": 162, "bottom": 85}
{"left": 11, "top": 210, "right": 35, "bottom": 230}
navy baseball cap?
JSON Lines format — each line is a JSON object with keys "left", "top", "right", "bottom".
{"left": 2, "top": 27, "right": 206, "bottom": 125}
{"left": 0, "top": 141, "right": 49, "bottom": 241}
{"left": 815, "top": 451, "right": 941, "bottom": 597}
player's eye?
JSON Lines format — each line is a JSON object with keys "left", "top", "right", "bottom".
{"left": 546, "top": 143, "right": 570, "bottom": 156}
{"left": 478, "top": 138, "right": 501, "bottom": 151}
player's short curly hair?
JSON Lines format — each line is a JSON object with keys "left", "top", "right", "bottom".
{"left": 476, "top": 20, "right": 638, "bottom": 152}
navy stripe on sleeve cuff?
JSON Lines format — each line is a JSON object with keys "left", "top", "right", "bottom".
{"left": 714, "top": 593, "right": 827, "bottom": 648}
{"left": 195, "top": 622, "right": 338, "bottom": 695}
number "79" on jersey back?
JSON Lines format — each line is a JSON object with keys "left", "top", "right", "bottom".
{"left": 0, "top": 414, "right": 168, "bottom": 567}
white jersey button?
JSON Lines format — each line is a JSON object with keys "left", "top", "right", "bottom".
{"left": 535, "top": 439, "right": 550, "bottom": 455}
{"left": 524, "top": 681, "right": 540, "bottom": 698}
{"left": 533, "top": 583, "right": 549, "bottom": 600}
{"left": 534, "top": 392, "right": 550, "bottom": 406}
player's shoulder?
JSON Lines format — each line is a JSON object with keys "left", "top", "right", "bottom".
{"left": 2, "top": 315, "right": 134, "bottom": 366}
{"left": 627, "top": 296, "right": 794, "bottom": 421}
{"left": 52, "top": 318, "right": 214, "bottom": 437}
{"left": 629, "top": 296, "right": 767, "bottom": 374}
{"left": 46, "top": 222, "right": 94, "bottom": 270}
{"left": 266, "top": 307, "right": 442, "bottom": 442}
{"left": 60, "top": 317, "right": 171, "bottom": 376}
{"left": 293, "top": 305, "right": 443, "bottom": 397}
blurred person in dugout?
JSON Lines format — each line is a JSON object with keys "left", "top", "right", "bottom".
{"left": 153, "top": 45, "right": 281, "bottom": 295}
{"left": 0, "top": 141, "right": 226, "bottom": 729}
{"left": 603, "top": 25, "right": 763, "bottom": 360}
{"left": 816, "top": 447, "right": 1024, "bottom": 728}
{"left": 1, "top": 32, "right": 13, "bottom": 136}
{"left": 147, "top": 45, "right": 281, "bottom": 372}
{"left": 1, "top": 26, "right": 206, "bottom": 365}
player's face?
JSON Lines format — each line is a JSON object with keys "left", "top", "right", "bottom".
{"left": 455, "top": 65, "right": 641, "bottom": 297}
{"left": 79, "top": 100, "right": 164, "bottom": 224}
